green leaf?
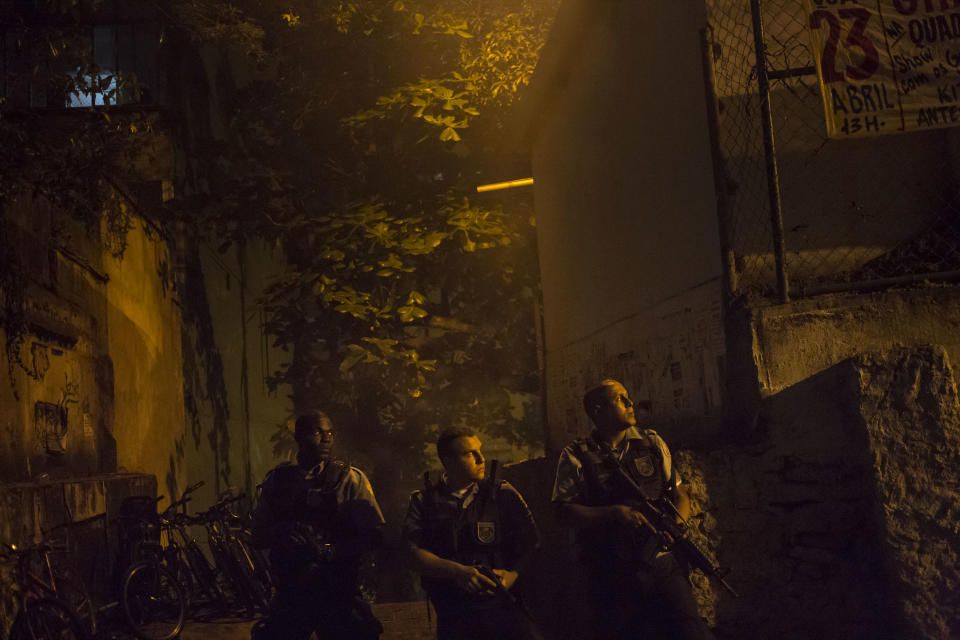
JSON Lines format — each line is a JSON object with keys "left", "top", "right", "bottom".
{"left": 407, "top": 290, "right": 426, "bottom": 305}
{"left": 439, "top": 127, "right": 461, "bottom": 142}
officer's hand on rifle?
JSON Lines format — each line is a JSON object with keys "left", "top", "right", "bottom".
{"left": 491, "top": 568, "right": 519, "bottom": 590}
{"left": 611, "top": 504, "right": 654, "bottom": 532}
{"left": 280, "top": 521, "right": 314, "bottom": 548}
{"left": 452, "top": 564, "right": 499, "bottom": 594}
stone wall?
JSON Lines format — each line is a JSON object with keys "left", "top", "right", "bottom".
{"left": 703, "top": 345, "right": 960, "bottom": 639}
{"left": 856, "top": 347, "right": 960, "bottom": 639}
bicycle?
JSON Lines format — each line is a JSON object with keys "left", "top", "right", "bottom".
{"left": 156, "top": 482, "right": 224, "bottom": 613}
{"left": 115, "top": 495, "right": 187, "bottom": 640}
{"left": 197, "top": 494, "right": 273, "bottom": 615}
{"left": 0, "top": 541, "right": 88, "bottom": 640}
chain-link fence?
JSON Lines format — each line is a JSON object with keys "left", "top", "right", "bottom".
{"left": 705, "top": 0, "right": 960, "bottom": 301}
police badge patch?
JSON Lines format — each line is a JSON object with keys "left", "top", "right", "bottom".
{"left": 633, "top": 455, "right": 655, "bottom": 478}
{"left": 476, "top": 521, "right": 496, "bottom": 544}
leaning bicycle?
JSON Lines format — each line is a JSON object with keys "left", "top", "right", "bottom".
{"left": 0, "top": 541, "right": 88, "bottom": 640}
{"left": 115, "top": 495, "right": 186, "bottom": 640}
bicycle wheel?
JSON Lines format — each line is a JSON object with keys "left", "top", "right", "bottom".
{"left": 52, "top": 570, "right": 97, "bottom": 637}
{"left": 184, "top": 544, "right": 223, "bottom": 607}
{"left": 228, "top": 540, "right": 272, "bottom": 613}
{"left": 120, "top": 561, "right": 186, "bottom": 640}
{"left": 8, "top": 597, "right": 87, "bottom": 640}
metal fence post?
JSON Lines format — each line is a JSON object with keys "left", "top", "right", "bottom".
{"left": 701, "top": 26, "right": 738, "bottom": 305}
{"left": 749, "top": 0, "right": 790, "bottom": 303}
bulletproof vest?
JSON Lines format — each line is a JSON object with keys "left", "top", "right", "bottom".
{"left": 420, "top": 463, "right": 506, "bottom": 606}
{"left": 573, "top": 433, "right": 669, "bottom": 565}
{"left": 266, "top": 459, "right": 350, "bottom": 541}
{"left": 575, "top": 431, "right": 668, "bottom": 506}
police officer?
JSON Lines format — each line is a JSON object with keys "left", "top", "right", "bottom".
{"left": 403, "top": 426, "right": 542, "bottom": 640}
{"left": 552, "top": 379, "right": 714, "bottom": 640}
{"left": 251, "top": 410, "right": 384, "bottom": 640}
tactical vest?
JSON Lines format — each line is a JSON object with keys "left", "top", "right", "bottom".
{"left": 419, "top": 463, "right": 507, "bottom": 607}
{"left": 266, "top": 459, "right": 351, "bottom": 541}
{"left": 572, "top": 431, "right": 672, "bottom": 565}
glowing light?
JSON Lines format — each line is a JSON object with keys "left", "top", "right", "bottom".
{"left": 476, "top": 177, "right": 534, "bottom": 193}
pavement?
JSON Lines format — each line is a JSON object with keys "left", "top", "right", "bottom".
{"left": 99, "top": 601, "right": 434, "bottom": 640}
{"left": 178, "top": 618, "right": 256, "bottom": 640}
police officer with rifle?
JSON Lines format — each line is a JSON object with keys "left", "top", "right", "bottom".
{"left": 552, "top": 379, "right": 722, "bottom": 640}
{"left": 403, "top": 426, "right": 543, "bottom": 640}
{"left": 251, "top": 410, "right": 384, "bottom": 640}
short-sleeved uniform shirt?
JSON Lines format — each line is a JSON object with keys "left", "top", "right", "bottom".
{"left": 551, "top": 427, "right": 679, "bottom": 505}
{"left": 254, "top": 459, "right": 385, "bottom": 533}
{"left": 551, "top": 427, "right": 680, "bottom": 566}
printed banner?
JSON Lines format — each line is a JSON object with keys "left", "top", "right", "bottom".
{"left": 805, "top": 0, "right": 960, "bottom": 138}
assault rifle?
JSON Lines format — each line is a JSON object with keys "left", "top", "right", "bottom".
{"left": 588, "top": 446, "right": 738, "bottom": 597}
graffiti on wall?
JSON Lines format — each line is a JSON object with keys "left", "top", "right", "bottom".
{"left": 547, "top": 286, "right": 724, "bottom": 446}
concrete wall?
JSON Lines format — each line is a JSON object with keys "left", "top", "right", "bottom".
{"left": 726, "top": 286, "right": 960, "bottom": 427}
{"left": 531, "top": 0, "right": 724, "bottom": 451}
{"left": 542, "top": 280, "right": 725, "bottom": 450}
{"left": 180, "top": 239, "right": 293, "bottom": 507}
{"left": 0, "top": 199, "right": 107, "bottom": 481}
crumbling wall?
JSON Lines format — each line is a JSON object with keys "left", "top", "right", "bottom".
{"left": 856, "top": 347, "right": 960, "bottom": 639}
{"left": 699, "top": 345, "right": 960, "bottom": 639}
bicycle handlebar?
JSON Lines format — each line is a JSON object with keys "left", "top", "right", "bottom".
{"left": 161, "top": 480, "right": 207, "bottom": 517}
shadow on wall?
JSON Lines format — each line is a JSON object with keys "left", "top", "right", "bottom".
{"left": 180, "top": 240, "right": 232, "bottom": 493}
{"left": 165, "top": 433, "right": 186, "bottom": 503}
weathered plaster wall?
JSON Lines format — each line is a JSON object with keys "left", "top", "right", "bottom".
{"left": 0, "top": 198, "right": 147, "bottom": 482}
{"left": 531, "top": 0, "right": 724, "bottom": 452}
{"left": 103, "top": 219, "right": 185, "bottom": 498}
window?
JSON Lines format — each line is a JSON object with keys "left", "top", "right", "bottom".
{"left": 1, "top": 0, "right": 163, "bottom": 108}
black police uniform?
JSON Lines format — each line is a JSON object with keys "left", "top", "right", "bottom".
{"left": 552, "top": 428, "right": 713, "bottom": 640}
{"left": 251, "top": 458, "right": 384, "bottom": 640}
{"left": 403, "top": 471, "right": 542, "bottom": 640}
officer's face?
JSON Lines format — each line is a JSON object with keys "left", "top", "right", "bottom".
{"left": 442, "top": 435, "right": 485, "bottom": 485}
{"left": 297, "top": 420, "right": 335, "bottom": 459}
{"left": 596, "top": 382, "right": 636, "bottom": 433}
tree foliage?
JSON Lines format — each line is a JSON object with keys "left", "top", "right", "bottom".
{"left": 163, "top": 0, "right": 558, "bottom": 478}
